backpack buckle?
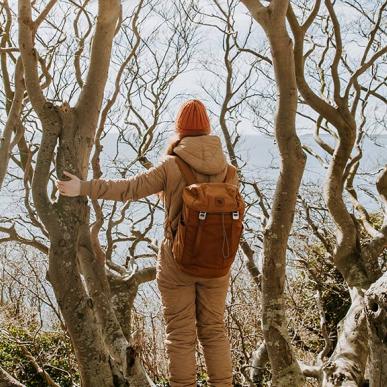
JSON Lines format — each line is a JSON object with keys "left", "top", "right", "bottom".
{"left": 198, "top": 211, "right": 207, "bottom": 220}
{"left": 232, "top": 211, "right": 239, "bottom": 220}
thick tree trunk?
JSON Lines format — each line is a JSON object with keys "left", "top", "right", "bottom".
{"left": 107, "top": 269, "right": 157, "bottom": 386}
{"left": 261, "top": 30, "right": 306, "bottom": 387}
{"left": 364, "top": 272, "right": 387, "bottom": 387}
{"left": 240, "top": 1, "right": 306, "bottom": 385}
{"left": 49, "top": 240, "right": 115, "bottom": 386}
{"left": 322, "top": 289, "right": 368, "bottom": 386}
{"left": 18, "top": 1, "right": 156, "bottom": 384}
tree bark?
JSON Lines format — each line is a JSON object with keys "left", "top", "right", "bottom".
{"left": 0, "top": 368, "right": 25, "bottom": 387}
{"left": 364, "top": 272, "right": 387, "bottom": 387}
{"left": 322, "top": 289, "right": 368, "bottom": 386}
{"left": 0, "top": 58, "right": 24, "bottom": 189}
{"left": 287, "top": 3, "right": 370, "bottom": 289}
{"left": 249, "top": 342, "right": 268, "bottom": 385}
{"left": 16, "top": 0, "right": 149, "bottom": 385}
{"left": 240, "top": 1, "right": 306, "bottom": 385}
{"left": 287, "top": 3, "right": 387, "bottom": 384}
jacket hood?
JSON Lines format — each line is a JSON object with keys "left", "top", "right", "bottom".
{"left": 173, "top": 135, "right": 227, "bottom": 175}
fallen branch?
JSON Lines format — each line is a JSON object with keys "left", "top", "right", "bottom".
{"left": 0, "top": 367, "right": 25, "bottom": 387}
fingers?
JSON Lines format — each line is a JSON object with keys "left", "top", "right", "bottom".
{"left": 55, "top": 171, "right": 81, "bottom": 197}
{"left": 55, "top": 181, "right": 67, "bottom": 196}
{"left": 55, "top": 180, "right": 72, "bottom": 196}
{"left": 57, "top": 188, "right": 74, "bottom": 197}
{"left": 63, "top": 171, "right": 77, "bottom": 179}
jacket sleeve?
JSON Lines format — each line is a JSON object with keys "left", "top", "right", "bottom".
{"left": 80, "top": 161, "right": 167, "bottom": 201}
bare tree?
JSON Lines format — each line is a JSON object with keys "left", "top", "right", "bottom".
{"left": 16, "top": 0, "right": 155, "bottom": 384}
{"left": 240, "top": 1, "right": 307, "bottom": 385}
{"left": 233, "top": 0, "right": 387, "bottom": 384}
{"left": 1, "top": 0, "right": 199, "bottom": 384}
{"left": 1, "top": 0, "right": 385, "bottom": 385}
{"left": 285, "top": 1, "right": 387, "bottom": 385}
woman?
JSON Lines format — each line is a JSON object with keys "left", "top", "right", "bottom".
{"left": 57, "top": 99, "right": 237, "bottom": 387}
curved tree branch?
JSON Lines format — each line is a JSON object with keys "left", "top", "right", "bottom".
{"left": 0, "top": 367, "right": 25, "bottom": 387}
{"left": 75, "top": 0, "right": 121, "bottom": 135}
{"left": 0, "top": 58, "right": 24, "bottom": 189}
{"left": 241, "top": 0, "right": 306, "bottom": 385}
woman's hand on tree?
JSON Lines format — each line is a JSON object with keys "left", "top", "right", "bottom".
{"left": 56, "top": 171, "right": 82, "bottom": 197}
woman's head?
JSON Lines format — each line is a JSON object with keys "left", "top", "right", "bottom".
{"left": 175, "top": 99, "right": 211, "bottom": 138}
{"left": 165, "top": 99, "right": 211, "bottom": 156}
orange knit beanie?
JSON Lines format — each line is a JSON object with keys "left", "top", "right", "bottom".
{"left": 175, "top": 99, "right": 211, "bottom": 137}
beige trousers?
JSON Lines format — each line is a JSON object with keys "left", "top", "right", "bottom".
{"left": 156, "top": 239, "right": 233, "bottom": 387}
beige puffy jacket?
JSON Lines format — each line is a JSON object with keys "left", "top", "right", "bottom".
{"left": 80, "top": 135, "right": 238, "bottom": 239}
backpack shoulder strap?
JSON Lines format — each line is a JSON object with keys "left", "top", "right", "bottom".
{"left": 224, "top": 164, "right": 237, "bottom": 184}
{"left": 173, "top": 155, "right": 197, "bottom": 185}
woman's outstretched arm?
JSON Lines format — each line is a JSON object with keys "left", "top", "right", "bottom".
{"left": 56, "top": 161, "right": 167, "bottom": 201}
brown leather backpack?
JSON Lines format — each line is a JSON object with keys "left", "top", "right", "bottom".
{"left": 171, "top": 156, "right": 245, "bottom": 278}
